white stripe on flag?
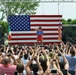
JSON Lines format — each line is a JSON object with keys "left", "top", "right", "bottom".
{"left": 12, "top": 35, "right": 59, "bottom": 38}
{"left": 11, "top": 31, "right": 58, "bottom": 34}
{"left": 9, "top": 40, "right": 61, "bottom": 43}
{"left": 30, "top": 17, "right": 62, "bottom": 20}
{"left": 31, "top": 22, "right": 62, "bottom": 24}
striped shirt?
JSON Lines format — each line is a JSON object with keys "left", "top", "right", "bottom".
{"left": 0, "top": 64, "right": 16, "bottom": 75}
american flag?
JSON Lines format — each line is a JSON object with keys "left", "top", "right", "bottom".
{"left": 8, "top": 15, "right": 62, "bottom": 45}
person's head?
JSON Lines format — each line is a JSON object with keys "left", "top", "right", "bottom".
{"left": 49, "top": 52, "right": 54, "bottom": 59}
{"left": 8, "top": 50, "right": 12, "bottom": 54}
{"left": 16, "top": 63, "right": 24, "bottom": 73}
{"left": 70, "top": 49, "right": 75, "bottom": 56}
{"left": 1, "top": 53, "right": 5, "bottom": 58}
{"left": 31, "top": 64, "right": 39, "bottom": 75}
{"left": 24, "top": 54, "right": 28, "bottom": 59}
{"left": 39, "top": 58, "right": 47, "bottom": 72}
{"left": 1, "top": 56, "right": 10, "bottom": 66}
{"left": 39, "top": 26, "right": 42, "bottom": 29}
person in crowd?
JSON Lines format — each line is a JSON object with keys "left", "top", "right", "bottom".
{"left": 22, "top": 54, "right": 29, "bottom": 65}
{"left": 0, "top": 56, "right": 17, "bottom": 75}
{"left": 25, "top": 49, "right": 44, "bottom": 75}
{"left": 65, "top": 43, "right": 76, "bottom": 75}
{"left": 0, "top": 41, "right": 75, "bottom": 75}
{"left": 14, "top": 63, "right": 26, "bottom": 75}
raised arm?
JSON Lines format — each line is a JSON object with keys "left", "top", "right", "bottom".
{"left": 62, "top": 54, "right": 69, "bottom": 70}
{"left": 25, "top": 57, "right": 33, "bottom": 75}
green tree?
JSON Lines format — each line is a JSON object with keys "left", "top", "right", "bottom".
{"left": 71, "top": 19, "right": 76, "bottom": 24}
{"left": 0, "top": 21, "right": 8, "bottom": 36}
{"left": 67, "top": 18, "right": 72, "bottom": 24}
{"left": 62, "top": 19, "right": 68, "bottom": 25}
{"left": 62, "top": 18, "right": 76, "bottom": 25}
{"left": 0, "top": 0, "right": 39, "bottom": 21}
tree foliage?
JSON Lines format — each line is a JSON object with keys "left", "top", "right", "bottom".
{"left": 62, "top": 18, "right": 76, "bottom": 25}
{"left": 67, "top": 18, "right": 72, "bottom": 24}
{"left": 0, "top": 0, "right": 39, "bottom": 20}
{"left": 0, "top": 21, "right": 8, "bottom": 36}
{"left": 71, "top": 19, "right": 76, "bottom": 24}
{"left": 62, "top": 19, "right": 68, "bottom": 24}
{"left": 0, "top": 0, "right": 39, "bottom": 36}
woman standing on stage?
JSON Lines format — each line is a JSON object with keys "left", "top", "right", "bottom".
{"left": 36, "top": 26, "right": 43, "bottom": 45}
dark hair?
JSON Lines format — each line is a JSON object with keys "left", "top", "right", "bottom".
{"left": 44, "top": 45, "right": 48, "bottom": 49}
{"left": 70, "top": 49, "right": 75, "bottom": 56}
{"left": 59, "top": 62, "right": 65, "bottom": 69}
{"left": 8, "top": 50, "right": 12, "bottom": 54}
{"left": 19, "top": 46, "right": 22, "bottom": 50}
{"left": 39, "top": 26, "right": 42, "bottom": 29}
{"left": 1, "top": 48, "right": 4, "bottom": 52}
{"left": 39, "top": 58, "right": 47, "bottom": 72}
{"left": 31, "top": 64, "right": 38, "bottom": 75}
{"left": 33, "top": 72, "right": 38, "bottom": 75}
{"left": 24, "top": 54, "right": 28, "bottom": 59}
{"left": 16, "top": 63, "right": 24, "bottom": 73}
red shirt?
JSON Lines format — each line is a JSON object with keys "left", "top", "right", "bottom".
{"left": 0, "top": 64, "right": 16, "bottom": 75}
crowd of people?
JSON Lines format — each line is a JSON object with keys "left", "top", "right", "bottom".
{"left": 0, "top": 41, "right": 76, "bottom": 75}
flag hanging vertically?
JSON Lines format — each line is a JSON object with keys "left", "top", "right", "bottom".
{"left": 58, "top": 25, "right": 62, "bottom": 40}
{"left": 8, "top": 25, "right": 12, "bottom": 41}
{"left": 7, "top": 15, "right": 62, "bottom": 45}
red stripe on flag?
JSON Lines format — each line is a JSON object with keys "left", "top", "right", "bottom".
{"left": 30, "top": 20, "right": 62, "bottom": 22}
{"left": 30, "top": 15, "right": 62, "bottom": 17}
{"left": 11, "top": 38, "right": 58, "bottom": 40}
{"left": 12, "top": 33, "right": 59, "bottom": 36}
{"left": 31, "top": 24, "right": 62, "bottom": 26}
{"left": 31, "top": 28, "right": 60, "bottom": 30}
{"left": 9, "top": 42, "right": 60, "bottom": 45}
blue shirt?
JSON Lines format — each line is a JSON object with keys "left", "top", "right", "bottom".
{"left": 36, "top": 30, "right": 43, "bottom": 35}
{"left": 66, "top": 54, "right": 76, "bottom": 71}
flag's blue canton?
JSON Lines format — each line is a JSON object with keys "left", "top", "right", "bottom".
{"left": 8, "top": 15, "right": 30, "bottom": 31}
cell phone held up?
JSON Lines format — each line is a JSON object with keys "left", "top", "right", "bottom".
{"left": 51, "top": 69, "right": 57, "bottom": 73}
{"left": 58, "top": 53, "right": 61, "bottom": 56}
